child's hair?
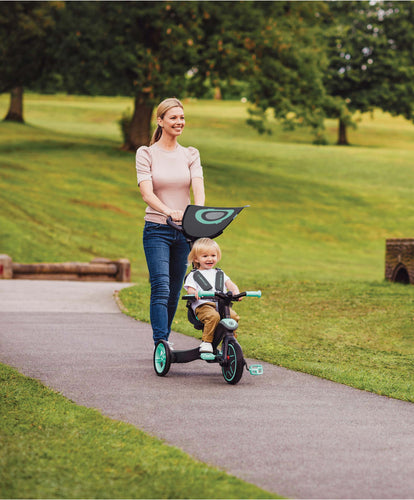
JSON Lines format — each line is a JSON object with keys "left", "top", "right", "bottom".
{"left": 188, "top": 238, "right": 222, "bottom": 268}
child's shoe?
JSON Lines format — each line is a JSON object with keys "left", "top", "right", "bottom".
{"left": 199, "top": 341, "right": 213, "bottom": 353}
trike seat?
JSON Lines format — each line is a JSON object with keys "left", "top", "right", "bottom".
{"left": 186, "top": 301, "right": 204, "bottom": 330}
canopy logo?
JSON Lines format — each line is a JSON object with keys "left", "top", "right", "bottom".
{"left": 195, "top": 209, "right": 236, "bottom": 225}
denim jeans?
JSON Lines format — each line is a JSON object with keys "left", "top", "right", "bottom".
{"left": 143, "top": 221, "right": 190, "bottom": 344}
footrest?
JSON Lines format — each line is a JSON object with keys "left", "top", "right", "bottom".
{"left": 248, "top": 364, "right": 263, "bottom": 375}
{"left": 200, "top": 353, "right": 216, "bottom": 361}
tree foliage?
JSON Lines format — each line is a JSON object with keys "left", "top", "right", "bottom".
{"left": 244, "top": 2, "right": 330, "bottom": 139}
{"left": 3, "top": 1, "right": 414, "bottom": 146}
{"left": 40, "top": 1, "right": 204, "bottom": 149}
{"left": 321, "top": 1, "right": 414, "bottom": 144}
{"left": 0, "top": 1, "right": 63, "bottom": 93}
{"left": 0, "top": 1, "right": 62, "bottom": 121}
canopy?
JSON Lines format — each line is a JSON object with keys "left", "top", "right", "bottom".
{"left": 180, "top": 205, "right": 248, "bottom": 240}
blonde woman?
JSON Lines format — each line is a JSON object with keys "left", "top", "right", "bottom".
{"left": 184, "top": 238, "right": 240, "bottom": 353}
{"left": 136, "top": 97, "right": 205, "bottom": 346}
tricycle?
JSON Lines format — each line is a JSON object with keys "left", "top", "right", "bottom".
{"left": 152, "top": 205, "right": 263, "bottom": 385}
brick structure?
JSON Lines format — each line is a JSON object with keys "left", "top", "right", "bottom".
{"left": 385, "top": 239, "right": 414, "bottom": 284}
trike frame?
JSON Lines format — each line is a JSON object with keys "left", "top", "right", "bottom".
{"left": 153, "top": 290, "right": 262, "bottom": 385}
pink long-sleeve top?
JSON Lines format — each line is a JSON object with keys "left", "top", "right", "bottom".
{"left": 136, "top": 143, "right": 203, "bottom": 224}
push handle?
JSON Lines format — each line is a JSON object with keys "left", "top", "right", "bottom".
{"left": 166, "top": 216, "right": 183, "bottom": 233}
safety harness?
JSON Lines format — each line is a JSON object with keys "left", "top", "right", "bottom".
{"left": 192, "top": 268, "right": 224, "bottom": 292}
{"left": 186, "top": 268, "right": 224, "bottom": 330}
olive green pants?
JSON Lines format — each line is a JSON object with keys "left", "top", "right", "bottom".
{"left": 195, "top": 302, "right": 240, "bottom": 343}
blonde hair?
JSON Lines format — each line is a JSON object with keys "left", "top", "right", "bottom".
{"left": 188, "top": 238, "right": 222, "bottom": 268}
{"left": 150, "top": 97, "right": 184, "bottom": 145}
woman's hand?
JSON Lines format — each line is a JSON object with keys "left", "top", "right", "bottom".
{"left": 168, "top": 209, "right": 184, "bottom": 222}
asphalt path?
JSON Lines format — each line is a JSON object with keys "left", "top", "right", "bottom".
{"left": 1, "top": 280, "right": 413, "bottom": 499}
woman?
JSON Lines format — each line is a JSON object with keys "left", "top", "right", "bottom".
{"left": 136, "top": 97, "right": 205, "bottom": 346}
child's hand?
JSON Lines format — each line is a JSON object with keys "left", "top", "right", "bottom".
{"left": 186, "top": 286, "right": 199, "bottom": 300}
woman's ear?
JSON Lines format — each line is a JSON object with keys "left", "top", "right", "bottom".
{"left": 157, "top": 116, "right": 163, "bottom": 128}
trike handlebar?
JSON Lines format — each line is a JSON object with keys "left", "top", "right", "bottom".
{"left": 182, "top": 290, "right": 261, "bottom": 301}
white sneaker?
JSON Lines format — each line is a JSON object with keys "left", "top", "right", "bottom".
{"left": 154, "top": 341, "right": 174, "bottom": 351}
{"left": 199, "top": 342, "right": 213, "bottom": 353}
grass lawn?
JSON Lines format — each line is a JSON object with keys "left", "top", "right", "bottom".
{"left": 0, "top": 363, "right": 275, "bottom": 499}
{"left": 1, "top": 92, "right": 414, "bottom": 497}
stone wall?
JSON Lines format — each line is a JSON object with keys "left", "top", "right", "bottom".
{"left": 385, "top": 239, "right": 414, "bottom": 284}
{"left": 0, "top": 255, "right": 130, "bottom": 282}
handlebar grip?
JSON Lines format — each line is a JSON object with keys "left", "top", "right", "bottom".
{"left": 182, "top": 292, "right": 215, "bottom": 300}
{"left": 245, "top": 290, "right": 261, "bottom": 298}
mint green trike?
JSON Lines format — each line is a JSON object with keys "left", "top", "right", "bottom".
{"left": 153, "top": 205, "right": 263, "bottom": 385}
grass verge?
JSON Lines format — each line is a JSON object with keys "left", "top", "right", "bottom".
{"left": 120, "top": 279, "right": 414, "bottom": 403}
{"left": 0, "top": 364, "right": 277, "bottom": 499}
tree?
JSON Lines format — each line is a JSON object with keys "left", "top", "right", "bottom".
{"left": 237, "top": 2, "right": 331, "bottom": 141}
{"left": 184, "top": 1, "right": 265, "bottom": 100}
{"left": 322, "top": 1, "right": 414, "bottom": 145}
{"left": 0, "top": 1, "right": 63, "bottom": 122}
{"left": 41, "top": 1, "right": 203, "bottom": 150}
{"left": 43, "top": 1, "right": 327, "bottom": 150}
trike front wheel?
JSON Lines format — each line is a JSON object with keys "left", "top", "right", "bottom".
{"left": 222, "top": 340, "right": 244, "bottom": 385}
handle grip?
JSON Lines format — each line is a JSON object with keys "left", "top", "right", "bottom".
{"left": 166, "top": 216, "right": 183, "bottom": 232}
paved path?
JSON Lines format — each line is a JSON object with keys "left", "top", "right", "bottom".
{"left": 1, "top": 280, "right": 413, "bottom": 499}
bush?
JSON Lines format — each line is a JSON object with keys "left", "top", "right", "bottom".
{"left": 118, "top": 108, "right": 132, "bottom": 143}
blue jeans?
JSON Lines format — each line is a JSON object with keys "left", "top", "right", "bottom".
{"left": 143, "top": 221, "right": 190, "bottom": 344}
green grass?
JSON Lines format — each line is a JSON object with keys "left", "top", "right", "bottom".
{"left": 120, "top": 279, "right": 414, "bottom": 402}
{"left": 1, "top": 94, "right": 413, "bottom": 393}
{"left": 0, "top": 364, "right": 276, "bottom": 499}
{"left": 1, "top": 92, "right": 414, "bottom": 496}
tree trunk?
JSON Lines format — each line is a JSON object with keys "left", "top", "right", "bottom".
{"left": 4, "top": 86, "right": 24, "bottom": 123}
{"left": 337, "top": 118, "right": 349, "bottom": 145}
{"left": 122, "top": 95, "right": 154, "bottom": 152}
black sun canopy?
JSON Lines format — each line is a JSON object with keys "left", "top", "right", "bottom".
{"left": 180, "top": 205, "right": 248, "bottom": 241}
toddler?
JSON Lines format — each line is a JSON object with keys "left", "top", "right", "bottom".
{"left": 184, "top": 238, "right": 240, "bottom": 353}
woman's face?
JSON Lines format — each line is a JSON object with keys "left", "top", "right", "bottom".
{"left": 158, "top": 106, "right": 185, "bottom": 138}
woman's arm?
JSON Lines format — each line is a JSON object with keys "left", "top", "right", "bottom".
{"left": 139, "top": 180, "right": 183, "bottom": 221}
{"left": 191, "top": 177, "right": 205, "bottom": 206}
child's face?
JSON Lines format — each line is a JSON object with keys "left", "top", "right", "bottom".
{"left": 195, "top": 248, "right": 218, "bottom": 270}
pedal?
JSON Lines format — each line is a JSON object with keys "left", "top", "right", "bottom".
{"left": 200, "top": 353, "right": 216, "bottom": 361}
{"left": 248, "top": 364, "right": 263, "bottom": 375}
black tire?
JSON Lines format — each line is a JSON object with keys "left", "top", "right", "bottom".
{"left": 222, "top": 340, "right": 244, "bottom": 385}
{"left": 153, "top": 340, "right": 171, "bottom": 377}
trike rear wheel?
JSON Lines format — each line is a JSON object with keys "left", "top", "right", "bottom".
{"left": 222, "top": 340, "right": 244, "bottom": 385}
{"left": 153, "top": 340, "right": 171, "bottom": 376}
